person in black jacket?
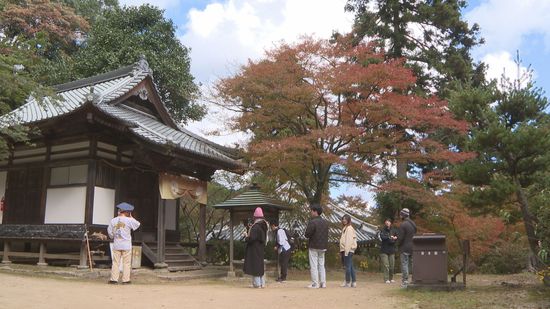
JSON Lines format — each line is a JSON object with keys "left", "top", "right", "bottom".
{"left": 396, "top": 208, "right": 417, "bottom": 288}
{"left": 305, "top": 203, "right": 328, "bottom": 289}
{"left": 243, "top": 207, "right": 269, "bottom": 288}
{"left": 379, "top": 218, "right": 397, "bottom": 283}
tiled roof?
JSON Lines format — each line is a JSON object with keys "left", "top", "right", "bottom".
{"left": 212, "top": 184, "right": 290, "bottom": 210}
{"left": 0, "top": 58, "right": 242, "bottom": 170}
{"left": 208, "top": 202, "right": 378, "bottom": 244}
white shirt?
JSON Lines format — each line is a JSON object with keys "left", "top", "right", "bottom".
{"left": 108, "top": 216, "right": 140, "bottom": 251}
{"left": 276, "top": 228, "right": 291, "bottom": 253}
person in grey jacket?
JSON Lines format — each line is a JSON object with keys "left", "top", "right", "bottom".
{"left": 396, "top": 208, "right": 417, "bottom": 288}
{"left": 305, "top": 203, "right": 328, "bottom": 288}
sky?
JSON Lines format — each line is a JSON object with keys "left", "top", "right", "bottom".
{"left": 120, "top": 0, "right": 550, "bottom": 203}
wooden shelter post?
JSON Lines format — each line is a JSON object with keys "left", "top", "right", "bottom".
{"left": 155, "top": 199, "right": 168, "bottom": 268}
{"left": 212, "top": 184, "right": 291, "bottom": 278}
{"left": 198, "top": 203, "right": 206, "bottom": 263}
{"left": 228, "top": 211, "right": 235, "bottom": 277}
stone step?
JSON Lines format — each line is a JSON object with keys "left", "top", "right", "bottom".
{"left": 164, "top": 258, "right": 197, "bottom": 264}
{"left": 166, "top": 265, "right": 203, "bottom": 272}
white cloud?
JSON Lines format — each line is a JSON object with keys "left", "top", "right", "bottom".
{"left": 482, "top": 51, "right": 532, "bottom": 84}
{"left": 466, "top": 0, "right": 550, "bottom": 54}
{"left": 182, "top": 0, "right": 354, "bottom": 146}
{"left": 181, "top": 0, "right": 353, "bottom": 83}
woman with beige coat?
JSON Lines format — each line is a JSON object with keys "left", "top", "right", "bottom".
{"left": 339, "top": 214, "right": 358, "bottom": 287}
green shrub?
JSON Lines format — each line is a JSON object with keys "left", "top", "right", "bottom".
{"left": 206, "top": 239, "right": 245, "bottom": 264}
{"left": 478, "top": 238, "right": 528, "bottom": 274}
{"left": 291, "top": 249, "right": 309, "bottom": 270}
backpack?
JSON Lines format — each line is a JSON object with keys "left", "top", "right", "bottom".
{"left": 277, "top": 228, "right": 296, "bottom": 250}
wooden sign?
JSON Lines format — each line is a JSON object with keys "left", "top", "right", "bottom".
{"left": 159, "top": 173, "right": 207, "bottom": 203}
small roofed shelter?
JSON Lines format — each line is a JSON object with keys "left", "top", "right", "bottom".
{"left": 212, "top": 184, "right": 290, "bottom": 275}
{"left": 0, "top": 57, "right": 243, "bottom": 270}
{"left": 209, "top": 201, "right": 378, "bottom": 246}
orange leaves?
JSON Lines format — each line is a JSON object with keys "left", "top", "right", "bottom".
{"left": 0, "top": 0, "right": 89, "bottom": 50}
{"left": 215, "top": 35, "right": 470, "bottom": 203}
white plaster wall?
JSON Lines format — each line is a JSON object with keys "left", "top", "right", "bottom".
{"left": 0, "top": 171, "right": 6, "bottom": 224}
{"left": 93, "top": 187, "right": 115, "bottom": 225}
{"left": 44, "top": 187, "right": 86, "bottom": 223}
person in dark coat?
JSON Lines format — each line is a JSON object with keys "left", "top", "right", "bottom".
{"left": 396, "top": 208, "right": 417, "bottom": 288}
{"left": 305, "top": 203, "right": 328, "bottom": 289}
{"left": 243, "top": 207, "right": 268, "bottom": 288}
{"left": 379, "top": 218, "right": 397, "bottom": 283}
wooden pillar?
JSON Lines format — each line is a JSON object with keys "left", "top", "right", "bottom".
{"left": 198, "top": 203, "right": 206, "bottom": 263}
{"left": 155, "top": 199, "right": 167, "bottom": 268}
{"left": 39, "top": 144, "right": 51, "bottom": 223}
{"left": 37, "top": 242, "right": 48, "bottom": 266}
{"left": 85, "top": 138, "right": 97, "bottom": 225}
{"left": 2, "top": 241, "right": 11, "bottom": 264}
{"left": 84, "top": 160, "right": 97, "bottom": 225}
{"left": 228, "top": 211, "right": 235, "bottom": 276}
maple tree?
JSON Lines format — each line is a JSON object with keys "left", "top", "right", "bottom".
{"left": 0, "top": 0, "right": 88, "bottom": 158}
{"left": 215, "top": 36, "right": 470, "bottom": 206}
{"left": 0, "top": 0, "right": 89, "bottom": 60}
{"left": 343, "top": 1, "right": 484, "bottom": 219}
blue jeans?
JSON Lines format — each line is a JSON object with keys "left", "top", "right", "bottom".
{"left": 343, "top": 252, "right": 356, "bottom": 283}
{"left": 252, "top": 275, "right": 265, "bottom": 288}
{"left": 401, "top": 253, "right": 412, "bottom": 285}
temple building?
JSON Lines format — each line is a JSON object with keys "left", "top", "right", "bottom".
{"left": 0, "top": 58, "right": 243, "bottom": 270}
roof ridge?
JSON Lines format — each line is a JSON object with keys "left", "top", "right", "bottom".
{"left": 53, "top": 57, "right": 152, "bottom": 93}
{"left": 176, "top": 125, "right": 242, "bottom": 159}
{"left": 328, "top": 202, "right": 378, "bottom": 230}
{"left": 53, "top": 64, "right": 134, "bottom": 93}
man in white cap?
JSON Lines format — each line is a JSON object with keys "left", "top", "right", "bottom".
{"left": 107, "top": 202, "right": 140, "bottom": 284}
{"left": 396, "top": 208, "right": 416, "bottom": 288}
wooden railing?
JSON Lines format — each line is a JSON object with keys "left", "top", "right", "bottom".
{"left": 141, "top": 242, "right": 157, "bottom": 264}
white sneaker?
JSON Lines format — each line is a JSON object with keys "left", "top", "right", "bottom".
{"left": 320, "top": 282, "right": 327, "bottom": 288}
{"left": 351, "top": 282, "right": 357, "bottom": 288}
{"left": 307, "top": 283, "right": 319, "bottom": 289}
{"left": 340, "top": 282, "right": 350, "bottom": 287}
{"left": 385, "top": 280, "right": 391, "bottom": 284}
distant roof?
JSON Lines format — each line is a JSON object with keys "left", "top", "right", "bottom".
{"left": 212, "top": 184, "right": 291, "bottom": 211}
{"left": 208, "top": 201, "right": 378, "bottom": 243}
{"left": 0, "top": 57, "right": 243, "bottom": 171}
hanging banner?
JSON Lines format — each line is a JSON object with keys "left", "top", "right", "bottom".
{"left": 159, "top": 173, "right": 207, "bottom": 204}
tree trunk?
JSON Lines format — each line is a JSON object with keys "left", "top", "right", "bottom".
{"left": 396, "top": 158, "right": 407, "bottom": 179}
{"left": 514, "top": 179, "right": 542, "bottom": 269}
{"left": 309, "top": 191, "right": 323, "bottom": 206}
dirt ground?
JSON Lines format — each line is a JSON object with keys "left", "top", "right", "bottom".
{"left": 0, "top": 269, "right": 548, "bottom": 309}
{"left": 0, "top": 270, "right": 405, "bottom": 309}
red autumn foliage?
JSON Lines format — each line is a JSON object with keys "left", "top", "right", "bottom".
{"left": 215, "top": 35, "right": 471, "bottom": 204}
{"left": 0, "top": 0, "right": 89, "bottom": 54}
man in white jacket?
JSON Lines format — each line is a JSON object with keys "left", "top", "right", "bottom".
{"left": 107, "top": 202, "right": 140, "bottom": 284}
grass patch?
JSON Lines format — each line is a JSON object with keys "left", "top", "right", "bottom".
{"left": 395, "top": 274, "right": 550, "bottom": 309}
